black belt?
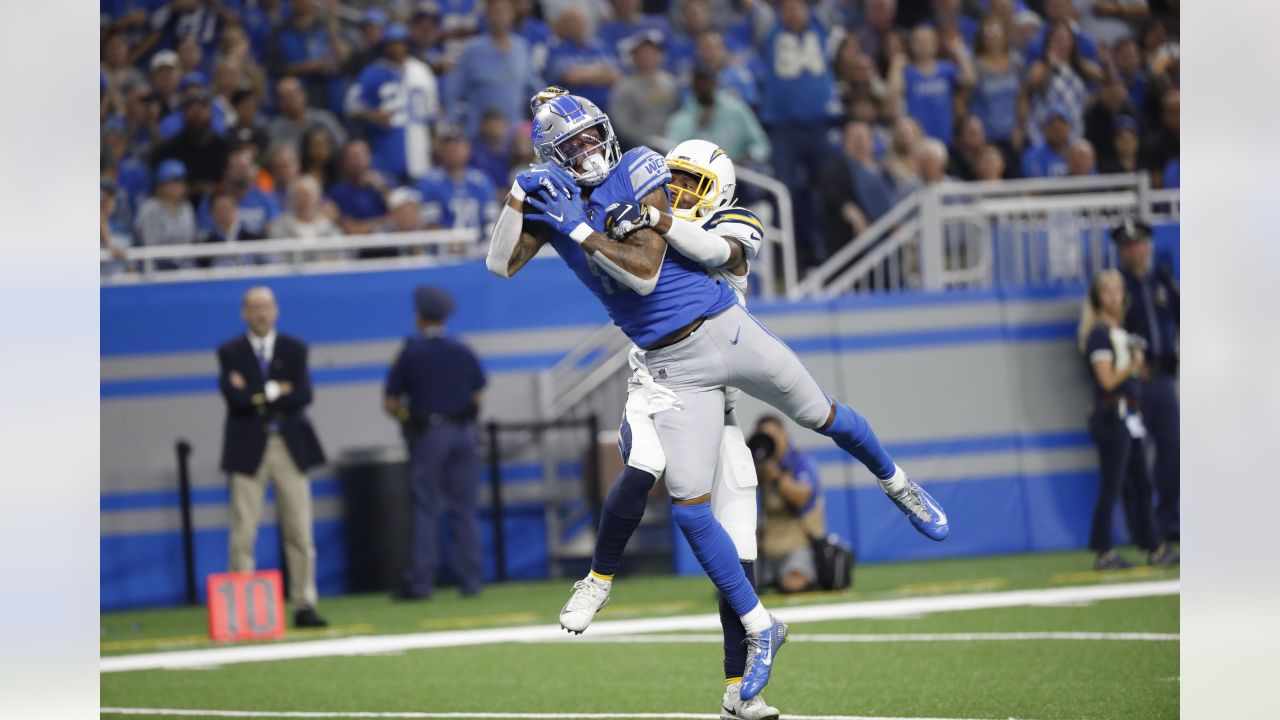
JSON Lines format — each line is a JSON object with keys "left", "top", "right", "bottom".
{"left": 409, "top": 413, "right": 473, "bottom": 434}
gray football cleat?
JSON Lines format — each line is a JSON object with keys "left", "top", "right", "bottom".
{"left": 558, "top": 574, "right": 611, "bottom": 634}
{"left": 721, "top": 681, "right": 780, "bottom": 720}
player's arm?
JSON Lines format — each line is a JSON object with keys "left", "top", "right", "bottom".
{"left": 486, "top": 182, "right": 550, "bottom": 278}
{"left": 576, "top": 186, "right": 671, "bottom": 294}
{"left": 610, "top": 205, "right": 764, "bottom": 278}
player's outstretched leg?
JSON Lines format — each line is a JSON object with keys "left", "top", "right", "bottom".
{"left": 560, "top": 465, "right": 656, "bottom": 633}
{"left": 817, "top": 403, "right": 949, "bottom": 541}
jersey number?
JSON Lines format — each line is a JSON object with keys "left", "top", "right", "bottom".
{"left": 774, "top": 33, "right": 826, "bottom": 79}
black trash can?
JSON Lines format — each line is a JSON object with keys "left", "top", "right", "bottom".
{"left": 337, "top": 446, "right": 411, "bottom": 593}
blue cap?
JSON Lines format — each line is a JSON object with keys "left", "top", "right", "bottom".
{"left": 361, "top": 8, "right": 388, "bottom": 26}
{"left": 382, "top": 23, "right": 411, "bottom": 45}
{"left": 156, "top": 159, "right": 187, "bottom": 183}
{"left": 414, "top": 285, "right": 455, "bottom": 321}
{"left": 1114, "top": 115, "right": 1139, "bottom": 135}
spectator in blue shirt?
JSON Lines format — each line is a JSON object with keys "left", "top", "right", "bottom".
{"left": 197, "top": 146, "right": 282, "bottom": 237}
{"left": 267, "top": 0, "right": 349, "bottom": 116}
{"left": 888, "top": 25, "right": 976, "bottom": 146}
{"left": 694, "top": 30, "right": 759, "bottom": 107}
{"left": 326, "top": 139, "right": 390, "bottom": 236}
{"left": 971, "top": 13, "right": 1025, "bottom": 156}
{"left": 1021, "top": 105, "right": 1072, "bottom": 178}
{"left": 1112, "top": 38, "right": 1148, "bottom": 119}
{"left": 1024, "top": 20, "right": 1102, "bottom": 148}
{"left": 414, "top": 129, "right": 498, "bottom": 242}
{"left": 1025, "top": 0, "right": 1099, "bottom": 63}
{"left": 545, "top": 6, "right": 621, "bottom": 110}
{"left": 446, "top": 0, "right": 543, "bottom": 140}
{"left": 132, "top": 0, "right": 223, "bottom": 70}
{"left": 758, "top": 0, "right": 842, "bottom": 269}
{"left": 345, "top": 7, "right": 388, "bottom": 77}
{"left": 597, "top": 0, "right": 670, "bottom": 63}
{"left": 820, "top": 120, "right": 893, "bottom": 256}
{"left": 469, "top": 110, "right": 515, "bottom": 192}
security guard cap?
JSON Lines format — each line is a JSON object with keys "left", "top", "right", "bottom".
{"left": 1110, "top": 217, "right": 1153, "bottom": 245}
{"left": 415, "top": 286, "right": 455, "bottom": 322}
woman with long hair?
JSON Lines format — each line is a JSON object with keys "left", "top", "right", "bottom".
{"left": 970, "top": 14, "right": 1025, "bottom": 163}
{"left": 300, "top": 126, "right": 340, "bottom": 190}
{"left": 1025, "top": 20, "right": 1102, "bottom": 148}
{"left": 1077, "top": 270, "right": 1178, "bottom": 570}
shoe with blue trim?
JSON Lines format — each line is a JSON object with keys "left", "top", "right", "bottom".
{"left": 720, "top": 681, "right": 779, "bottom": 720}
{"left": 889, "top": 474, "right": 949, "bottom": 541}
{"left": 740, "top": 616, "right": 787, "bottom": 701}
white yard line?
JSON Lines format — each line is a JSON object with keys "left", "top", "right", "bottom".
{"left": 100, "top": 710, "right": 1025, "bottom": 720}
{"left": 564, "top": 631, "right": 1178, "bottom": 643}
{"left": 100, "top": 579, "right": 1178, "bottom": 674}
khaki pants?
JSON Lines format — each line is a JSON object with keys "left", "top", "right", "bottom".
{"left": 228, "top": 435, "right": 318, "bottom": 610}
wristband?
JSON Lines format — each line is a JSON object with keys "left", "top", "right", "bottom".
{"left": 509, "top": 180, "right": 526, "bottom": 203}
{"left": 569, "top": 223, "right": 593, "bottom": 243}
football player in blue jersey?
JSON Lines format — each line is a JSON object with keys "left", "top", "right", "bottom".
{"left": 486, "top": 91, "right": 948, "bottom": 703}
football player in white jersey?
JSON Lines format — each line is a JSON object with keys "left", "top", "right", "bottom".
{"left": 560, "top": 139, "right": 780, "bottom": 720}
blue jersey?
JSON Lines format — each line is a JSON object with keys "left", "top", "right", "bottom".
{"left": 414, "top": 168, "right": 498, "bottom": 235}
{"left": 1021, "top": 144, "right": 1068, "bottom": 178}
{"left": 905, "top": 61, "right": 960, "bottom": 143}
{"left": 196, "top": 187, "right": 281, "bottom": 236}
{"left": 546, "top": 147, "right": 737, "bottom": 348}
{"left": 327, "top": 180, "right": 388, "bottom": 220}
{"left": 759, "top": 20, "right": 841, "bottom": 124}
{"left": 347, "top": 58, "right": 439, "bottom": 181}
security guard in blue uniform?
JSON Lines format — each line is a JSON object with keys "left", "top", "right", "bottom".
{"left": 1113, "top": 218, "right": 1180, "bottom": 542}
{"left": 384, "top": 286, "right": 487, "bottom": 599}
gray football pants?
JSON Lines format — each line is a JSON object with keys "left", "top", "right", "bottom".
{"left": 642, "top": 304, "right": 833, "bottom": 500}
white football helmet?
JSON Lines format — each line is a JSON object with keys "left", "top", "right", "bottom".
{"left": 664, "top": 139, "right": 737, "bottom": 222}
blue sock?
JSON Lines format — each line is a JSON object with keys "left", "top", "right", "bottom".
{"left": 671, "top": 503, "right": 759, "bottom": 617}
{"left": 589, "top": 466, "right": 656, "bottom": 578}
{"left": 720, "top": 560, "right": 754, "bottom": 679}
{"left": 819, "top": 402, "right": 895, "bottom": 480}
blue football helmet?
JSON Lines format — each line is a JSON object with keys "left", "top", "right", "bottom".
{"left": 530, "top": 92, "right": 621, "bottom": 187}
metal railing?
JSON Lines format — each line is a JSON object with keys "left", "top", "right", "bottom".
{"left": 796, "top": 173, "right": 1181, "bottom": 299}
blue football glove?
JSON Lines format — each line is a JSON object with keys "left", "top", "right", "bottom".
{"left": 603, "top": 201, "right": 660, "bottom": 239}
{"left": 514, "top": 162, "right": 577, "bottom": 197}
{"left": 524, "top": 175, "right": 589, "bottom": 239}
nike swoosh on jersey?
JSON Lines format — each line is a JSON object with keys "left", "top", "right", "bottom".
{"left": 730, "top": 326, "right": 741, "bottom": 345}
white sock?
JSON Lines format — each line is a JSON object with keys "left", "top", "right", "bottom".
{"left": 881, "top": 464, "right": 909, "bottom": 497}
{"left": 740, "top": 602, "right": 771, "bottom": 635}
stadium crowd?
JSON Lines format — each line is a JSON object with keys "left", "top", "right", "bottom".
{"left": 99, "top": 0, "right": 1180, "bottom": 272}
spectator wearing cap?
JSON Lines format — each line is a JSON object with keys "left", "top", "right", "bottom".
{"left": 759, "top": 0, "right": 842, "bottom": 269}
{"left": 346, "top": 23, "right": 440, "bottom": 184}
{"left": 226, "top": 89, "right": 270, "bottom": 156}
{"left": 1085, "top": 72, "right": 1144, "bottom": 171}
{"left": 135, "top": 160, "right": 197, "bottom": 267}
{"left": 1112, "top": 218, "right": 1179, "bottom": 543}
{"left": 887, "top": 25, "right": 976, "bottom": 146}
{"left": 1066, "top": 138, "right": 1095, "bottom": 176}
{"left": 971, "top": 13, "right": 1025, "bottom": 163}
{"left": 384, "top": 285, "right": 487, "bottom": 600}
{"left": 267, "top": 77, "right": 348, "bottom": 158}
{"left": 345, "top": 8, "right": 388, "bottom": 77}
{"left": 267, "top": 0, "right": 349, "bottom": 116}
{"left": 664, "top": 67, "right": 771, "bottom": 167}
{"left": 158, "top": 74, "right": 230, "bottom": 140}
{"left": 409, "top": 2, "right": 450, "bottom": 76}
{"left": 273, "top": 176, "right": 342, "bottom": 241}
{"left": 1144, "top": 86, "right": 1178, "bottom": 189}
{"left": 818, "top": 120, "right": 893, "bottom": 256}
{"left": 608, "top": 32, "right": 679, "bottom": 150}
{"left": 414, "top": 129, "right": 498, "bottom": 242}
{"left": 149, "top": 50, "right": 183, "bottom": 113}
{"left": 198, "top": 146, "right": 282, "bottom": 238}
{"left": 694, "top": 30, "right": 759, "bottom": 108}
{"left": 218, "top": 286, "right": 329, "bottom": 628}
{"left": 447, "top": 0, "right": 543, "bottom": 140}
{"left": 151, "top": 85, "right": 231, "bottom": 200}
{"left": 1025, "top": 19, "right": 1102, "bottom": 148}
{"left": 1099, "top": 116, "right": 1142, "bottom": 175}
{"left": 1020, "top": 105, "right": 1072, "bottom": 178}
{"left": 597, "top": 0, "right": 671, "bottom": 64}
{"left": 468, "top": 110, "right": 516, "bottom": 193}
{"left": 545, "top": 6, "right": 620, "bottom": 111}
{"left": 326, "top": 139, "right": 390, "bottom": 236}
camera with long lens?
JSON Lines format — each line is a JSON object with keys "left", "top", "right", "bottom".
{"left": 746, "top": 432, "right": 777, "bottom": 465}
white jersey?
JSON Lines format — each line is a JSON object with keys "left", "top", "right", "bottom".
{"left": 696, "top": 206, "right": 765, "bottom": 305}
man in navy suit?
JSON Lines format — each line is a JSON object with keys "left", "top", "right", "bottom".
{"left": 218, "top": 286, "right": 328, "bottom": 628}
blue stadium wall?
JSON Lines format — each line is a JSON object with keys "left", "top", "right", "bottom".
{"left": 101, "top": 224, "right": 1179, "bottom": 609}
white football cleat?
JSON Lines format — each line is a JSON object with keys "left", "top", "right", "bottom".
{"left": 559, "top": 574, "right": 611, "bottom": 634}
{"left": 721, "top": 681, "right": 780, "bottom": 720}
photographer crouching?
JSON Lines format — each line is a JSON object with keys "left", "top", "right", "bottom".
{"left": 748, "top": 415, "right": 827, "bottom": 593}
